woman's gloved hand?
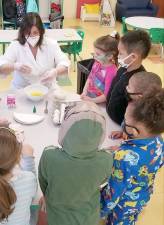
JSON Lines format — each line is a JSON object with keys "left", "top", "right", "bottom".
{"left": 40, "top": 68, "right": 57, "bottom": 85}
{"left": 14, "top": 63, "right": 32, "bottom": 74}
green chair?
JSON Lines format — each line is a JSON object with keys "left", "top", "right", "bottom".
{"left": 60, "top": 30, "right": 85, "bottom": 71}
{"left": 122, "top": 17, "right": 128, "bottom": 34}
{"left": 149, "top": 28, "right": 164, "bottom": 58}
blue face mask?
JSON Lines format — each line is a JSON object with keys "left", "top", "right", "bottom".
{"left": 121, "top": 120, "right": 139, "bottom": 139}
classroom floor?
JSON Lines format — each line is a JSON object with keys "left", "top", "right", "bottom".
{"left": 0, "top": 19, "right": 163, "bottom": 225}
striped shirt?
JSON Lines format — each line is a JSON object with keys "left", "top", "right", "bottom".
{"left": 0, "top": 156, "right": 37, "bottom": 225}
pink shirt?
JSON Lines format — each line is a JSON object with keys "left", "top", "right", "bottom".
{"left": 87, "top": 61, "right": 117, "bottom": 98}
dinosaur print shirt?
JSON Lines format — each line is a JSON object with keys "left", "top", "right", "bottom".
{"left": 101, "top": 136, "right": 164, "bottom": 218}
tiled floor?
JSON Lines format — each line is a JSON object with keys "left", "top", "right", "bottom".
{"left": 0, "top": 19, "right": 163, "bottom": 225}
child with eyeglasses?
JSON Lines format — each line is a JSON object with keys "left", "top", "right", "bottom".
{"left": 101, "top": 88, "right": 164, "bottom": 225}
{"left": 110, "top": 71, "right": 162, "bottom": 140}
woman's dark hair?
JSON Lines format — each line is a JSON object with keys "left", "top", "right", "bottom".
{"left": 120, "top": 29, "right": 151, "bottom": 59}
{"left": 94, "top": 32, "right": 120, "bottom": 65}
{"left": 17, "top": 12, "right": 45, "bottom": 47}
{"left": 0, "top": 128, "right": 22, "bottom": 222}
{"left": 132, "top": 88, "right": 164, "bottom": 135}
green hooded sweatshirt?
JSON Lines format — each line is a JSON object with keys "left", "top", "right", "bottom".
{"left": 39, "top": 101, "right": 113, "bottom": 225}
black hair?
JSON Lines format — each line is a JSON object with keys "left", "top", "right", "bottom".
{"left": 132, "top": 88, "right": 164, "bottom": 135}
{"left": 120, "top": 30, "right": 151, "bottom": 59}
{"left": 17, "top": 12, "right": 45, "bottom": 47}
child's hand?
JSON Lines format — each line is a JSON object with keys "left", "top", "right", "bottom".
{"left": 122, "top": 132, "right": 129, "bottom": 140}
{"left": 22, "top": 144, "right": 34, "bottom": 157}
{"left": 39, "top": 196, "right": 46, "bottom": 212}
{"left": 109, "top": 131, "right": 123, "bottom": 139}
{"left": 80, "top": 92, "right": 86, "bottom": 98}
{"left": 104, "top": 145, "right": 120, "bottom": 152}
{"left": 0, "top": 118, "right": 9, "bottom": 127}
{"left": 81, "top": 95, "right": 93, "bottom": 101}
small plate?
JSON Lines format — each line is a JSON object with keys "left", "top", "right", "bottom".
{"left": 13, "top": 112, "right": 44, "bottom": 125}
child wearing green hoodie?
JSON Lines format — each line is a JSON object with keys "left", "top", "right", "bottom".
{"left": 39, "top": 101, "right": 113, "bottom": 225}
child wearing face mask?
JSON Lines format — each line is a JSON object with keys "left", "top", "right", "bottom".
{"left": 106, "top": 30, "right": 151, "bottom": 125}
{"left": 101, "top": 89, "right": 164, "bottom": 225}
{"left": 110, "top": 71, "right": 162, "bottom": 140}
{"left": 81, "top": 32, "right": 119, "bottom": 104}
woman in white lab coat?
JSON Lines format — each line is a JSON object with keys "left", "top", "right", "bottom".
{"left": 0, "top": 12, "right": 70, "bottom": 89}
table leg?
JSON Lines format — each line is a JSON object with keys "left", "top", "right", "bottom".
{"left": 2, "top": 44, "right": 5, "bottom": 54}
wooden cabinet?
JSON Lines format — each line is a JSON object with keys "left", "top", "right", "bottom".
{"left": 153, "top": 0, "right": 164, "bottom": 17}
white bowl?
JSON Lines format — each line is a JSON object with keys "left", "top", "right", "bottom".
{"left": 24, "top": 84, "right": 49, "bottom": 102}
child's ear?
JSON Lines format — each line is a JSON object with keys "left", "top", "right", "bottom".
{"left": 132, "top": 53, "right": 138, "bottom": 61}
{"left": 132, "top": 127, "right": 139, "bottom": 137}
{"left": 108, "top": 54, "right": 115, "bottom": 63}
{"left": 135, "top": 94, "right": 143, "bottom": 100}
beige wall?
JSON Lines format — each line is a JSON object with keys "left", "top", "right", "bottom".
{"left": 39, "top": 0, "right": 49, "bottom": 20}
{"left": 39, "top": 0, "right": 116, "bottom": 19}
{"left": 39, "top": 0, "right": 77, "bottom": 19}
{"left": 63, "top": 0, "right": 77, "bottom": 18}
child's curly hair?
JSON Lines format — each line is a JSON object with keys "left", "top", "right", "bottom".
{"left": 132, "top": 88, "right": 164, "bottom": 135}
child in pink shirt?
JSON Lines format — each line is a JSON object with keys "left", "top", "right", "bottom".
{"left": 81, "top": 32, "right": 119, "bottom": 104}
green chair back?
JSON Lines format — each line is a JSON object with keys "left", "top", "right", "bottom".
{"left": 122, "top": 17, "right": 128, "bottom": 34}
{"left": 69, "top": 30, "right": 85, "bottom": 54}
{"left": 75, "top": 30, "right": 85, "bottom": 53}
{"left": 60, "top": 30, "right": 85, "bottom": 71}
{"left": 149, "top": 28, "right": 164, "bottom": 45}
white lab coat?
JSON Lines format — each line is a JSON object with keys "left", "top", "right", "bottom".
{"left": 0, "top": 37, "right": 70, "bottom": 89}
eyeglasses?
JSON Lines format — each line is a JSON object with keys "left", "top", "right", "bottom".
{"left": 121, "top": 120, "right": 140, "bottom": 138}
{"left": 127, "top": 92, "right": 142, "bottom": 96}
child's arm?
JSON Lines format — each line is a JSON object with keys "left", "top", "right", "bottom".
{"left": 109, "top": 131, "right": 123, "bottom": 140}
{"left": 81, "top": 94, "right": 106, "bottom": 103}
{"left": 81, "top": 79, "right": 89, "bottom": 97}
{"left": 101, "top": 151, "right": 128, "bottom": 218}
{"left": 38, "top": 150, "right": 48, "bottom": 195}
{"left": 20, "top": 144, "right": 36, "bottom": 174}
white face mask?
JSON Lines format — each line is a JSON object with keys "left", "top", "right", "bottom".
{"left": 94, "top": 54, "right": 107, "bottom": 63}
{"left": 118, "top": 54, "right": 133, "bottom": 68}
{"left": 26, "top": 35, "right": 40, "bottom": 47}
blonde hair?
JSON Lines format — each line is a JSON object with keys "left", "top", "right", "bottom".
{"left": 0, "top": 128, "right": 21, "bottom": 221}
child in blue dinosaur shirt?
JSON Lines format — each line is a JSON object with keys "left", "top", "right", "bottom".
{"left": 101, "top": 88, "right": 164, "bottom": 225}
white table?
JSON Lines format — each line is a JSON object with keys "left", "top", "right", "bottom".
{"left": 125, "top": 16, "right": 164, "bottom": 30}
{"left": 0, "top": 90, "right": 121, "bottom": 203}
{"left": 0, "top": 28, "right": 82, "bottom": 44}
